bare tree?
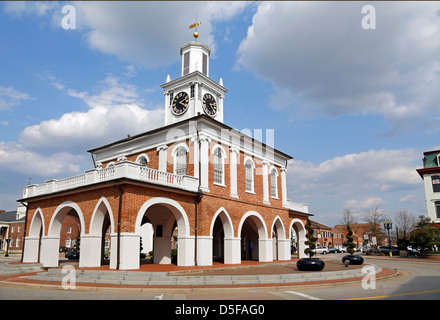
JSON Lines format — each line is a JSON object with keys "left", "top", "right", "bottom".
{"left": 363, "top": 205, "right": 387, "bottom": 243}
{"left": 394, "top": 210, "right": 417, "bottom": 239}
{"left": 340, "top": 208, "right": 358, "bottom": 226}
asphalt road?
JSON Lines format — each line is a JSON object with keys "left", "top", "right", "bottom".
{"left": 1, "top": 253, "right": 440, "bottom": 301}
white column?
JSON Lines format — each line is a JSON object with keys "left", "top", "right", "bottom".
{"left": 219, "top": 95, "right": 224, "bottom": 123}
{"left": 177, "top": 236, "right": 195, "bottom": 266}
{"left": 199, "top": 135, "right": 211, "bottom": 192}
{"left": 164, "top": 92, "right": 170, "bottom": 125}
{"left": 281, "top": 167, "right": 288, "bottom": 206}
{"left": 191, "top": 136, "right": 199, "bottom": 179}
{"left": 157, "top": 145, "right": 168, "bottom": 172}
{"left": 79, "top": 234, "right": 102, "bottom": 268}
{"left": 258, "top": 238, "right": 273, "bottom": 262}
{"left": 40, "top": 236, "right": 60, "bottom": 268}
{"left": 118, "top": 233, "right": 140, "bottom": 270}
{"left": 229, "top": 147, "right": 238, "bottom": 198}
{"left": 277, "top": 239, "right": 291, "bottom": 261}
{"left": 196, "top": 236, "right": 213, "bottom": 266}
{"left": 224, "top": 237, "right": 241, "bottom": 264}
{"left": 297, "top": 236, "right": 307, "bottom": 259}
{"left": 154, "top": 236, "right": 172, "bottom": 264}
{"left": 22, "top": 237, "right": 40, "bottom": 263}
{"left": 110, "top": 233, "right": 118, "bottom": 269}
{"left": 262, "top": 160, "right": 270, "bottom": 205}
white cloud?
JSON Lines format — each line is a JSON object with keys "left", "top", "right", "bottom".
{"left": 0, "top": 86, "right": 32, "bottom": 111}
{"left": 286, "top": 148, "right": 423, "bottom": 219}
{"left": 19, "top": 76, "right": 164, "bottom": 153}
{"left": 3, "top": 1, "right": 58, "bottom": 17}
{"left": 3, "top": 1, "right": 250, "bottom": 68}
{"left": 0, "top": 141, "right": 83, "bottom": 177}
{"left": 73, "top": 1, "right": 250, "bottom": 68}
{"left": 237, "top": 2, "right": 440, "bottom": 134}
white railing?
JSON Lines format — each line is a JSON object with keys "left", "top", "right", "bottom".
{"left": 22, "top": 161, "right": 199, "bottom": 199}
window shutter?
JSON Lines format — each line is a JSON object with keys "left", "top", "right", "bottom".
{"left": 202, "top": 53, "right": 207, "bottom": 75}
{"left": 183, "top": 52, "right": 190, "bottom": 75}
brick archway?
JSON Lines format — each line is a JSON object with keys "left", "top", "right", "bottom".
{"left": 40, "top": 201, "right": 85, "bottom": 267}
{"left": 290, "top": 218, "right": 307, "bottom": 259}
{"left": 209, "top": 207, "right": 236, "bottom": 264}
{"left": 81, "top": 197, "right": 115, "bottom": 268}
{"left": 22, "top": 208, "right": 45, "bottom": 263}
{"left": 136, "top": 197, "right": 194, "bottom": 267}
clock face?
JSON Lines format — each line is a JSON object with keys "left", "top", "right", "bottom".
{"left": 202, "top": 93, "right": 217, "bottom": 116}
{"left": 172, "top": 91, "right": 189, "bottom": 115}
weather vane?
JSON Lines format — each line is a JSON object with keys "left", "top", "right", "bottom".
{"left": 189, "top": 13, "right": 201, "bottom": 40}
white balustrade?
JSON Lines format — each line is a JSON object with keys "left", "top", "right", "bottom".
{"left": 22, "top": 161, "right": 199, "bottom": 199}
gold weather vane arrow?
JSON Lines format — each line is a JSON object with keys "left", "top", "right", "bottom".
{"left": 189, "top": 14, "right": 201, "bottom": 40}
{"left": 189, "top": 22, "right": 202, "bottom": 29}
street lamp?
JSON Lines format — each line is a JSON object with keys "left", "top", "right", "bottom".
{"left": 383, "top": 220, "right": 393, "bottom": 247}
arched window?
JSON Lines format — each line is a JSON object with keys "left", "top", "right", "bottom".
{"left": 245, "top": 159, "right": 254, "bottom": 192}
{"left": 139, "top": 156, "right": 148, "bottom": 166}
{"left": 270, "top": 167, "right": 278, "bottom": 198}
{"left": 213, "top": 147, "right": 223, "bottom": 184}
{"left": 135, "top": 154, "right": 149, "bottom": 167}
{"left": 175, "top": 146, "right": 187, "bottom": 175}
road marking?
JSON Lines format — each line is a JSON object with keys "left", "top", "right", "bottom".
{"left": 153, "top": 294, "right": 164, "bottom": 300}
{"left": 342, "top": 289, "right": 440, "bottom": 300}
{"left": 285, "top": 291, "right": 321, "bottom": 300}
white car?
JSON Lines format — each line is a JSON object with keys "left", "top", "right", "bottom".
{"left": 315, "top": 246, "right": 329, "bottom": 254}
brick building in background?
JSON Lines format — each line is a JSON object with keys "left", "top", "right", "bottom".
{"left": 19, "top": 35, "right": 312, "bottom": 270}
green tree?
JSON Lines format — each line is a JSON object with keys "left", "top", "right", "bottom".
{"left": 73, "top": 231, "right": 81, "bottom": 253}
{"left": 346, "top": 223, "right": 356, "bottom": 255}
{"left": 304, "top": 218, "right": 317, "bottom": 258}
{"left": 410, "top": 216, "right": 440, "bottom": 250}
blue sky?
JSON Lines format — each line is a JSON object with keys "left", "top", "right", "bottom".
{"left": 0, "top": 1, "right": 439, "bottom": 227}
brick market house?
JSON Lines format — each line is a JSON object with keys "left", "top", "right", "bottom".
{"left": 19, "top": 38, "right": 311, "bottom": 270}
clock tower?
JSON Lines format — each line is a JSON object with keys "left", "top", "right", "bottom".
{"left": 161, "top": 39, "right": 227, "bottom": 126}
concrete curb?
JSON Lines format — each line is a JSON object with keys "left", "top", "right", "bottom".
{"left": 25, "top": 264, "right": 382, "bottom": 287}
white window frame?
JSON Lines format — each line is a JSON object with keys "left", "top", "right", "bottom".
{"left": 244, "top": 157, "right": 255, "bottom": 193}
{"left": 270, "top": 166, "right": 279, "bottom": 199}
{"left": 212, "top": 145, "right": 227, "bottom": 186}
{"left": 171, "top": 143, "right": 190, "bottom": 175}
{"left": 135, "top": 153, "right": 150, "bottom": 167}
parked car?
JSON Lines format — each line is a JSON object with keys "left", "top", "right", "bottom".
{"left": 66, "top": 250, "right": 80, "bottom": 260}
{"left": 315, "top": 246, "right": 329, "bottom": 254}
{"left": 340, "top": 247, "right": 347, "bottom": 253}
{"left": 377, "top": 245, "right": 399, "bottom": 255}
{"left": 328, "top": 247, "right": 341, "bottom": 254}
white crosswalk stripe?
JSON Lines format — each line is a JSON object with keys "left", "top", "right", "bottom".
{"left": 285, "top": 291, "right": 321, "bottom": 300}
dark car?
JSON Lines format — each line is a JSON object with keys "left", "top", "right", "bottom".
{"left": 377, "top": 245, "right": 399, "bottom": 255}
{"left": 66, "top": 250, "right": 80, "bottom": 260}
{"left": 328, "top": 248, "right": 341, "bottom": 253}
